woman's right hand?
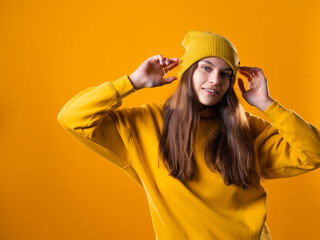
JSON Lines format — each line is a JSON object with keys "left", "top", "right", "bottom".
{"left": 128, "top": 54, "right": 180, "bottom": 90}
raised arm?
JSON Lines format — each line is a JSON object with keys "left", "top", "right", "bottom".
{"left": 57, "top": 55, "right": 179, "bottom": 184}
{"left": 57, "top": 74, "right": 136, "bottom": 168}
{"left": 238, "top": 66, "right": 320, "bottom": 179}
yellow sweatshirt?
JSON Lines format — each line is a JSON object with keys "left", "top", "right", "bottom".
{"left": 57, "top": 75, "right": 320, "bottom": 240}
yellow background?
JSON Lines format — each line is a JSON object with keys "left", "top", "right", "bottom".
{"left": 1, "top": 0, "right": 320, "bottom": 239}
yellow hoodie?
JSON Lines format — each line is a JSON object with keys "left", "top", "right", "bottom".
{"left": 57, "top": 74, "right": 320, "bottom": 240}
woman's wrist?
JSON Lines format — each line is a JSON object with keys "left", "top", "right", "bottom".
{"left": 256, "top": 97, "right": 274, "bottom": 112}
{"left": 128, "top": 74, "right": 143, "bottom": 90}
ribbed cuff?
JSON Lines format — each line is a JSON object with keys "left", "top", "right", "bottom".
{"left": 263, "top": 100, "right": 288, "bottom": 123}
{"left": 111, "top": 75, "right": 136, "bottom": 99}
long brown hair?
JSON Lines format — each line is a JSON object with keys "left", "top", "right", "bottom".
{"left": 159, "top": 61, "right": 261, "bottom": 189}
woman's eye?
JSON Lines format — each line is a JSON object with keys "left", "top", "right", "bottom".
{"left": 202, "top": 66, "right": 211, "bottom": 72}
{"left": 221, "top": 72, "right": 231, "bottom": 78}
{"left": 201, "top": 66, "right": 231, "bottom": 77}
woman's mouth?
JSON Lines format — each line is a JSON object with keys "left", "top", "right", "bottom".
{"left": 203, "top": 88, "right": 219, "bottom": 95}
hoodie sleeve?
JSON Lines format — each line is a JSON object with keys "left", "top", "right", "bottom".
{"left": 248, "top": 100, "right": 320, "bottom": 179}
{"left": 57, "top": 75, "right": 143, "bottom": 186}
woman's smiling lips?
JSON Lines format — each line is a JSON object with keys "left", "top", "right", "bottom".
{"left": 202, "top": 87, "right": 219, "bottom": 95}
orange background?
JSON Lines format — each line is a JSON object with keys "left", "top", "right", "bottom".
{"left": 1, "top": 0, "right": 320, "bottom": 239}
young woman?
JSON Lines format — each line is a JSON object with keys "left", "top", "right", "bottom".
{"left": 57, "top": 30, "right": 320, "bottom": 240}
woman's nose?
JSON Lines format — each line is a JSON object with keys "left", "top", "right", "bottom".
{"left": 209, "top": 73, "right": 220, "bottom": 84}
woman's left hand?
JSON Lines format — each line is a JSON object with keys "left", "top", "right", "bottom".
{"left": 237, "top": 66, "right": 274, "bottom": 112}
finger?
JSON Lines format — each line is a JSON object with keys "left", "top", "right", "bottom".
{"left": 237, "top": 78, "right": 247, "bottom": 95}
{"left": 164, "top": 61, "right": 180, "bottom": 71}
{"left": 163, "top": 57, "right": 179, "bottom": 64}
{"left": 151, "top": 54, "right": 164, "bottom": 65}
{"left": 170, "top": 58, "right": 180, "bottom": 62}
{"left": 238, "top": 69, "right": 253, "bottom": 81}
{"left": 163, "top": 57, "right": 170, "bottom": 65}
{"left": 239, "top": 66, "right": 256, "bottom": 72}
{"left": 163, "top": 76, "right": 177, "bottom": 84}
{"left": 239, "top": 66, "right": 262, "bottom": 75}
{"left": 165, "top": 58, "right": 179, "bottom": 65}
{"left": 238, "top": 67, "right": 257, "bottom": 78}
{"left": 257, "top": 69, "right": 265, "bottom": 78}
{"left": 238, "top": 68, "right": 254, "bottom": 75}
{"left": 163, "top": 57, "right": 178, "bottom": 66}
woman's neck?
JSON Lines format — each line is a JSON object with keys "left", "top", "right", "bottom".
{"left": 199, "top": 103, "right": 219, "bottom": 119}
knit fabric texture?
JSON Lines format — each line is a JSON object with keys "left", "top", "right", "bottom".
{"left": 178, "top": 30, "right": 240, "bottom": 83}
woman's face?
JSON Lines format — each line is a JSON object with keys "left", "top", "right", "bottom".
{"left": 192, "top": 57, "right": 232, "bottom": 107}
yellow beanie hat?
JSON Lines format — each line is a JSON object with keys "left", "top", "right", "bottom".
{"left": 178, "top": 30, "right": 240, "bottom": 83}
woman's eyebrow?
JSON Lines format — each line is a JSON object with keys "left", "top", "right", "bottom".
{"left": 200, "top": 60, "right": 232, "bottom": 72}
